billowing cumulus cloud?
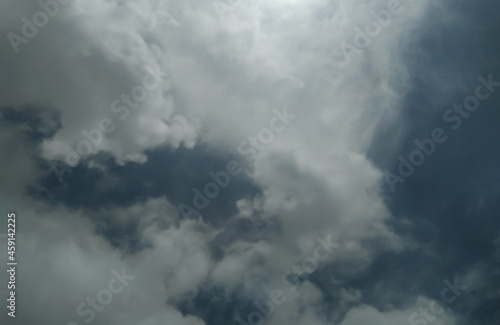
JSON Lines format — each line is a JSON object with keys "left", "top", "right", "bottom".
{"left": 1, "top": 0, "right": 499, "bottom": 324}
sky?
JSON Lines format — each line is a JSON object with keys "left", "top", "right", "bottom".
{"left": 0, "top": 0, "right": 499, "bottom": 324}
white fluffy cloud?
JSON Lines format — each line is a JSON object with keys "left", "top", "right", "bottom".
{"left": 1, "top": 0, "right": 476, "bottom": 324}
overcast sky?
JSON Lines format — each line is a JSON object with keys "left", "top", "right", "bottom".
{"left": 1, "top": 0, "right": 499, "bottom": 324}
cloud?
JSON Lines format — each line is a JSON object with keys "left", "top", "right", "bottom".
{"left": 1, "top": 0, "right": 499, "bottom": 324}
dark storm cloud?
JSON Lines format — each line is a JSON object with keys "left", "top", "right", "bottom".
{"left": 26, "top": 142, "right": 266, "bottom": 254}
{"left": 363, "top": 1, "right": 500, "bottom": 324}
{"left": 2, "top": 0, "right": 499, "bottom": 325}
{"left": 30, "top": 144, "right": 262, "bottom": 224}
{"left": 1, "top": 106, "right": 62, "bottom": 141}
{"left": 209, "top": 215, "right": 282, "bottom": 261}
